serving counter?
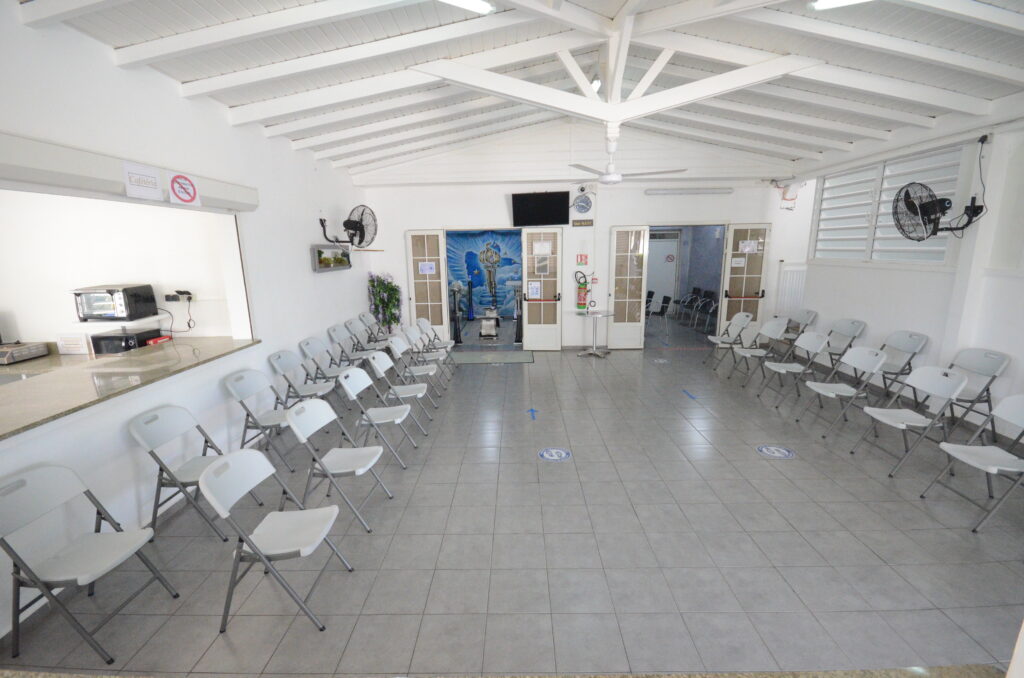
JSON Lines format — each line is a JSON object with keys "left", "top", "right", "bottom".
{"left": 0, "top": 337, "right": 259, "bottom": 442}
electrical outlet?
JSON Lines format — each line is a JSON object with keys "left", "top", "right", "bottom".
{"left": 164, "top": 294, "right": 180, "bottom": 302}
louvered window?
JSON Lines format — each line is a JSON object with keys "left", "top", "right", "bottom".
{"left": 812, "top": 145, "right": 964, "bottom": 265}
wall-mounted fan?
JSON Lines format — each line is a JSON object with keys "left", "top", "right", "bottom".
{"left": 892, "top": 182, "right": 983, "bottom": 241}
{"left": 320, "top": 205, "right": 379, "bottom": 248}
{"left": 570, "top": 154, "right": 687, "bottom": 185}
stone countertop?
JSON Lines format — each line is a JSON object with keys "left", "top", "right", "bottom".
{"left": 0, "top": 337, "right": 260, "bottom": 442}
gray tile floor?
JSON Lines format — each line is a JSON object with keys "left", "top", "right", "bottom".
{"left": 4, "top": 324, "right": 1023, "bottom": 676}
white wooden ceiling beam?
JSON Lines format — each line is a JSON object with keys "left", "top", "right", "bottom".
{"left": 497, "top": 0, "right": 611, "bottom": 35}
{"left": 231, "top": 31, "right": 600, "bottom": 125}
{"left": 697, "top": 97, "right": 890, "bottom": 140}
{"left": 267, "top": 59, "right": 572, "bottom": 138}
{"left": 557, "top": 50, "right": 600, "bottom": 100}
{"left": 657, "top": 109, "right": 853, "bottom": 151}
{"left": 300, "top": 76, "right": 577, "bottom": 152}
{"left": 633, "top": 0, "right": 789, "bottom": 34}
{"left": 739, "top": 8, "right": 1024, "bottom": 86}
{"left": 890, "top": 0, "right": 1024, "bottom": 36}
{"left": 606, "top": 14, "right": 634, "bottom": 103}
{"left": 20, "top": 0, "right": 133, "bottom": 26}
{"left": 182, "top": 10, "right": 534, "bottom": 98}
{"left": 413, "top": 59, "right": 613, "bottom": 121}
{"left": 332, "top": 109, "right": 562, "bottom": 167}
{"left": 630, "top": 118, "right": 818, "bottom": 160}
{"left": 627, "top": 48, "right": 673, "bottom": 101}
{"left": 636, "top": 31, "right": 992, "bottom": 116}
{"left": 114, "top": 0, "right": 423, "bottom": 67}
{"left": 615, "top": 55, "right": 821, "bottom": 121}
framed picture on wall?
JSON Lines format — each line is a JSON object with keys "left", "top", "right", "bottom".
{"left": 311, "top": 244, "right": 351, "bottom": 272}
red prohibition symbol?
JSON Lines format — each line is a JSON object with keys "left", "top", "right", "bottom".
{"left": 170, "top": 174, "right": 197, "bottom": 203}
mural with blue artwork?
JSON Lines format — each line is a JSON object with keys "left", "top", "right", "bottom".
{"left": 446, "top": 230, "right": 522, "bottom": 317}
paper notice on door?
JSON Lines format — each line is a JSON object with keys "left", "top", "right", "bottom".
{"left": 739, "top": 240, "right": 759, "bottom": 253}
{"left": 731, "top": 257, "right": 746, "bottom": 268}
{"left": 527, "top": 281, "right": 542, "bottom": 299}
{"left": 534, "top": 241, "right": 552, "bottom": 256}
{"left": 418, "top": 261, "right": 436, "bottom": 275}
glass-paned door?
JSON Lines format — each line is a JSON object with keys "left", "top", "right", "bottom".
{"left": 719, "top": 223, "right": 769, "bottom": 334}
{"left": 522, "top": 228, "right": 562, "bottom": 351}
{"left": 406, "top": 230, "right": 449, "bottom": 341}
{"left": 608, "top": 225, "right": 649, "bottom": 349}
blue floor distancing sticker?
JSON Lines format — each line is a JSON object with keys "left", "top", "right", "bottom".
{"left": 538, "top": 447, "right": 572, "bottom": 462}
{"left": 756, "top": 445, "right": 796, "bottom": 460}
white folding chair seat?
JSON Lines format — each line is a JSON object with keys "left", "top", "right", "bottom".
{"left": 945, "top": 348, "right": 1011, "bottom": 442}
{"left": 728, "top": 318, "right": 791, "bottom": 385}
{"left": 254, "top": 407, "right": 290, "bottom": 428}
{"left": 339, "top": 368, "right": 418, "bottom": 469}
{"left": 367, "top": 351, "right": 432, "bottom": 434}
{"left": 392, "top": 383, "right": 428, "bottom": 399}
{"left": 328, "top": 324, "right": 374, "bottom": 364}
{"left": 757, "top": 331, "right": 830, "bottom": 408}
{"left": 822, "top": 318, "right": 866, "bottom": 378}
{"left": 171, "top": 455, "right": 221, "bottom": 484}
{"left": 851, "top": 365, "right": 968, "bottom": 477}
{"left": 199, "top": 450, "right": 351, "bottom": 634}
{"left": 764, "top": 361, "right": 806, "bottom": 374}
{"left": 33, "top": 529, "right": 153, "bottom": 586}
{"left": 361, "top": 404, "right": 411, "bottom": 425}
{"left": 922, "top": 394, "right": 1024, "bottom": 532}
{"left": 403, "top": 326, "right": 452, "bottom": 381}
{"left": 797, "top": 346, "right": 887, "bottom": 438}
{"left": 1, "top": 466, "right": 179, "bottom": 664}
{"left": 703, "top": 311, "right": 753, "bottom": 370}
{"left": 783, "top": 309, "right": 817, "bottom": 340}
{"left": 388, "top": 336, "right": 443, "bottom": 402}
{"left": 286, "top": 398, "right": 392, "bottom": 533}
{"left": 807, "top": 382, "right": 858, "bottom": 398}
{"left": 269, "top": 350, "right": 338, "bottom": 406}
{"left": 245, "top": 505, "right": 338, "bottom": 559}
{"left": 223, "top": 369, "right": 296, "bottom": 472}
{"left": 418, "top": 317, "right": 456, "bottom": 351}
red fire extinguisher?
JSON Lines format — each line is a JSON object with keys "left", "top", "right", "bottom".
{"left": 575, "top": 271, "right": 589, "bottom": 309}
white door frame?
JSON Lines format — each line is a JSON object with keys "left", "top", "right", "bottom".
{"left": 521, "top": 227, "right": 562, "bottom": 351}
{"left": 405, "top": 229, "right": 451, "bottom": 342}
{"left": 607, "top": 225, "right": 650, "bottom": 350}
{"left": 718, "top": 223, "right": 770, "bottom": 335}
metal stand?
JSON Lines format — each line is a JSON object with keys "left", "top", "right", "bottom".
{"left": 578, "top": 310, "right": 612, "bottom": 358}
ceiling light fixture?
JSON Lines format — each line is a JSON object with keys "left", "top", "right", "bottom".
{"left": 645, "top": 188, "right": 734, "bottom": 196}
{"left": 438, "top": 0, "right": 495, "bottom": 14}
{"left": 810, "top": 0, "right": 873, "bottom": 9}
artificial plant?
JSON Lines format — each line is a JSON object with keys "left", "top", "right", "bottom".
{"left": 367, "top": 272, "right": 402, "bottom": 332}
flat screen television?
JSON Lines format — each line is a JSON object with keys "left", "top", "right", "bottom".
{"left": 511, "top": 191, "right": 570, "bottom": 227}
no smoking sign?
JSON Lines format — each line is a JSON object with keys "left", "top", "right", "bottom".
{"left": 169, "top": 173, "right": 201, "bottom": 206}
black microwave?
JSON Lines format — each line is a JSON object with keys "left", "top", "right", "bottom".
{"left": 73, "top": 284, "right": 158, "bottom": 322}
{"left": 91, "top": 328, "right": 164, "bottom": 355}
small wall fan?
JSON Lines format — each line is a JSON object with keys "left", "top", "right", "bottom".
{"left": 320, "top": 205, "right": 379, "bottom": 248}
{"left": 892, "top": 182, "right": 983, "bottom": 242}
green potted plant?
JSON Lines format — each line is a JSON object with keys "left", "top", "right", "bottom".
{"left": 368, "top": 273, "right": 401, "bottom": 332}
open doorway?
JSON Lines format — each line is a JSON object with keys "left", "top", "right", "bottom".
{"left": 648, "top": 225, "right": 726, "bottom": 334}
{"left": 445, "top": 229, "right": 523, "bottom": 350}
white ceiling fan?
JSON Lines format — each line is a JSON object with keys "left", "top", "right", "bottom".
{"left": 569, "top": 122, "right": 687, "bottom": 185}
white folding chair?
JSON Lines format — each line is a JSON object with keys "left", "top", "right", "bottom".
{"left": 402, "top": 325, "right": 453, "bottom": 384}
{"left": 783, "top": 308, "right": 817, "bottom": 341}
{"left": 703, "top": 311, "right": 753, "bottom": 369}
{"left": 388, "top": 336, "right": 442, "bottom": 406}
{"left": 299, "top": 336, "right": 348, "bottom": 380}
{"left": 359, "top": 311, "right": 389, "bottom": 341}
{"left": 328, "top": 323, "right": 374, "bottom": 366}
{"left": 416, "top": 316, "right": 456, "bottom": 356}
{"left": 199, "top": 450, "right": 352, "bottom": 634}
{"left": 223, "top": 369, "right": 297, "bottom": 473}
{"left": 727, "top": 317, "right": 790, "bottom": 385}
{"left": 878, "top": 330, "right": 929, "bottom": 402}
{"left": 795, "top": 346, "right": 888, "bottom": 439}
{"left": 339, "top": 367, "right": 416, "bottom": 469}
{"left": 345, "top": 317, "right": 388, "bottom": 351}
{"left": 1, "top": 466, "right": 179, "bottom": 664}
{"left": 268, "top": 349, "right": 336, "bottom": 406}
{"left": 923, "top": 394, "right": 1024, "bottom": 531}
{"left": 756, "top": 331, "right": 830, "bottom": 408}
{"left": 851, "top": 366, "right": 968, "bottom": 477}
{"left": 129, "top": 405, "right": 263, "bottom": 541}
{"left": 367, "top": 350, "right": 431, "bottom": 434}
{"left": 945, "top": 348, "right": 1011, "bottom": 442}
{"left": 823, "top": 318, "right": 867, "bottom": 379}
{"left": 286, "top": 399, "right": 392, "bottom": 533}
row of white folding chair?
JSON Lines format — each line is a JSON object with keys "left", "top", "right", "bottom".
{"left": 703, "top": 311, "right": 753, "bottom": 369}
{"left": 726, "top": 317, "right": 791, "bottom": 385}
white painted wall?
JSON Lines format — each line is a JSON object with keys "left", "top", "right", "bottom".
{"left": 0, "top": 190, "right": 248, "bottom": 342}
{"left": 648, "top": 236, "right": 681, "bottom": 307}
{"left": 0, "top": 3, "right": 366, "bottom": 633}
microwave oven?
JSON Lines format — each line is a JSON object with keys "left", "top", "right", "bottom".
{"left": 90, "top": 328, "right": 165, "bottom": 355}
{"left": 72, "top": 284, "right": 158, "bottom": 322}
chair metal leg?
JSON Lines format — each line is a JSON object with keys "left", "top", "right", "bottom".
{"left": 398, "top": 421, "right": 418, "bottom": 450}
{"left": 986, "top": 472, "right": 995, "bottom": 499}
{"left": 368, "top": 467, "right": 394, "bottom": 500}
{"left": 920, "top": 457, "right": 957, "bottom": 499}
{"left": 134, "top": 550, "right": 180, "bottom": 598}
{"left": 849, "top": 420, "right": 876, "bottom": 455}
{"left": 149, "top": 475, "right": 162, "bottom": 540}
{"left": 320, "top": 535, "right": 354, "bottom": 572}
{"left": 973, "top": 472, "right": 1024, "bottom": 532}
{"left": 407, "top": 407, "right": 428, "bottom": 436}
{"left": 371, "top": 422, "right": 407, "bottom": 469}
{"left": 322, "top": 472, "right": 373, "bottom": 533}
{"left": 175, "top": 480, "right": 229, "bottom": 541}
{"left": 220, "top": 541, "right": 243, "bottom": 632}
{"left": 888, "top": 421, "right": 941, "bottom": 477}
{"left": 10, "top": 570, "right": 19, "bottom": 658}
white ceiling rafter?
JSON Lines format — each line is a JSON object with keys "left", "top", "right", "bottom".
{"left": 634, "top": 31, "right": 993, "bottom": 116}
{"left": 557, "top": 50, "right": 600, "bottom": 99}
{"left": 628, "top": 48, "right": 674, "bottom": 101}
{"left": 630, "top": 118, "right": 821, "bottom": 160}
{"left": 497, "top": 0, "right": 611, "bottom": 35}
{"left": 656, "top": 109, "right": 853, "bottom": 151}
{"left": 114, "top": 0, "right": 425, "bottom": 67}
{"left": 20, "top": 0, "right": 132, "bottom": 27}
{"left": 180, "top": 11, "right": 537, "bottom": 99}
{"left": 229, "top": 31, "right": 601, "bottom": 125}
{"left": 738, "top": 9, "right": 1024, "bottom": 86}
{"left": 890, "top": 0, "right": 1024, "bottom": 37}
{"left": 632, "top": 0, "right": 789, "bottom": 34}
